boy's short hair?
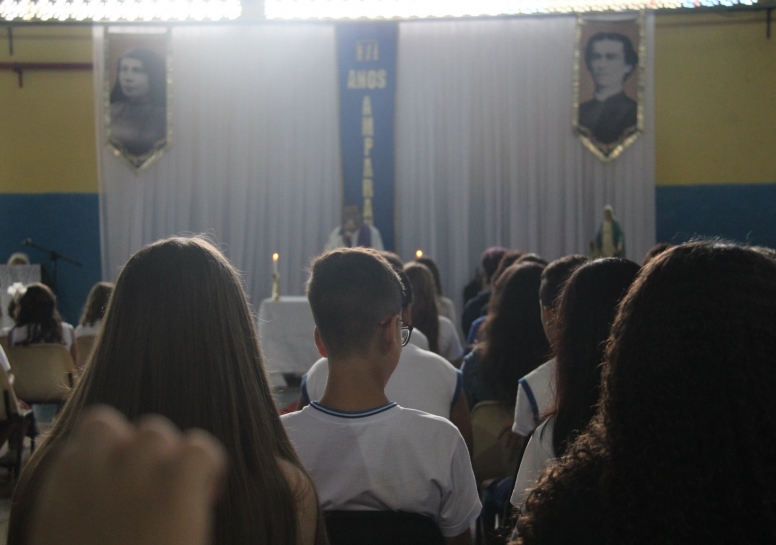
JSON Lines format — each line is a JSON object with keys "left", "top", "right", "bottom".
{"left": 539, "top": 255, "right": 588, "bottom": 309}
{"left": 308, "top": 248, "right": 403, "bottom": 358}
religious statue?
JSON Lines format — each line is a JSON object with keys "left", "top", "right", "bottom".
{"left": 590, "top": 205, "right": 625, "bottom": 258}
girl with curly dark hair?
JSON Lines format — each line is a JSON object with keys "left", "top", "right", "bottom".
{"left": 513, "top": 242, "right": 776, "bottom": 544}
{"left": 511, "top": 258, "right": 639, "bottom": 507}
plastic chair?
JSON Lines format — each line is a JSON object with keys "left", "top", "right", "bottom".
{"left": 0, "top": 367, "right": 37, "bottom": 480}
{"left": 75, "top": 335, "right": 96, "bottom": 369}
{"left": 470, "top": 401, "right": 522, "bottom": 485}
{"left": 324, "top": 510, "right": 445, "bottom": 545}
{"left": 6, "top": 344, "right": 77, "bottom": 405}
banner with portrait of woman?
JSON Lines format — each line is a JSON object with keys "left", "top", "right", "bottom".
{"left": 105, "top": 28, "right": 171, "bottom": 171}
{"left": 573, "top": 13, "right": 645, "bottom": 162}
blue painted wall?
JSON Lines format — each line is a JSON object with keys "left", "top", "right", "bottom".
{"left": 0, "top": 193, "right": 101, "bottom": 325}
{"left": 656, "top": 184, "right": 776, "bottom": 249}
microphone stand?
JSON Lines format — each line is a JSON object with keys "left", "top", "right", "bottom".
{"left": 22, "top": 239, "right": 82, "bottom": 291}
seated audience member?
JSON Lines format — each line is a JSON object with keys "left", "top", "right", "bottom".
{"left": 511, "top": 256, "right": 587, "bottom": 439}
{"left": 513, "top": 243, "right": 776, "bottom": 544}
{"left": 28, "top": 406, "right": 226, "bottom": 545}
{"left": 378, "top": 252, "right": 429, "bottom": 350}
{"left": 641, "top": 242, "right": 672, "bottom": 266}
{"left": 465, "top": 251, "right": 525, "bottom": 351}
{"left": 283, "top": 249, "right": 480, "bottom": 544}
{"left": 404, "top": 262, "right": 464, "bottom": 367}
{"left": 511, "top": 258, "right": 639, "bottom": 507}
{"left": 461, "top": 247, "right": 507, "bottom": 336}
{"left": 1, "top": 283, "right": 77, "bottom": 363}
{"left": 461, "top": 263, "right": 549, "bottom": 411}
{"left": 298, "top": 265, "right": 472, "bottom": 452}
{"left": 416, "top": 256, "right": 459, "bottom": 335}
{"left": 75, "top": 282, "right": 115, "bottom": 337}
{"left": 8, "top": 237, "right": 323, "bottom": 545}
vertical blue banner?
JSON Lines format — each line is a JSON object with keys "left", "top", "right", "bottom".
{"left": 336, "top": 23, "right": 398, "bottom": 251}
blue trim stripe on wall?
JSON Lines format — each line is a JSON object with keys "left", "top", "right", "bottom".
{"left": 0, "top": 193, "right": 101, "bottom": 325}
{"left": 656, "top": 184, "right": 776, "bottom": 249}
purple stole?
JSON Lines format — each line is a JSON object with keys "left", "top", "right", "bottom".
{"left": 341, "top": 223, "right": 372, "bottom": 248}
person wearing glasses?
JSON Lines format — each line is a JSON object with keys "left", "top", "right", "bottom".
{"left": 296, "top": 261, "right": 473, "bottom": 454}
{"left": 282, "top": 248, "right": 480, "bottom": 545}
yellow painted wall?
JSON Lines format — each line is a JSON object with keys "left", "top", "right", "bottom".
{"left": 0, "top": 15, "right": 774, "bottom": 194}
{"left": 0, "top": 26, "right": 97, "bottom": 193}
{"left": 655, "top": 11, "right": 776, "bottom": 186}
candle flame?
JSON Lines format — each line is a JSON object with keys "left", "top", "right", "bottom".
{"left": 273, "top": 253, "right": 279, "bottom": 261}
{"left": 415, "top": 250, "right": 423, "bottom": 259}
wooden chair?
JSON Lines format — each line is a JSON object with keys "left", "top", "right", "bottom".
{"left": 6, "top": 344, "right": 77, "bottom": 405}
{"left": 324, "top": 510, "right": 445, "bottom": 545}
{"left": 75, "top": 335, "right": 97, "bottom": 370}
{"left": 0, "top": 367, "right": 37, "bottom": 480}
{"left": 470, "top": 401, "right": 522, "bottom": 485}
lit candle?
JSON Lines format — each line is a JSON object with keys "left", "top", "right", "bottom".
{"left": 273, "top": 253, "right": 279, "bottom": 275}
{"left": 415, "top": 249, "right": 423, "bottom": 259}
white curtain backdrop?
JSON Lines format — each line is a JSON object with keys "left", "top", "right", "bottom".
{"left": 93, "top": 24, "right": 341, "bottom": 306}
{"left": 95, "top": 16, "right": 654, "bottom": 317}
{"left": 394, "top": 15, "right": 655, "bottom": 312}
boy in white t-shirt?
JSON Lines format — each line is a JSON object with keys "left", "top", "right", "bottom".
{"left": 282, "top": 248, "right": 480, "bottom": 544}
{"left": 296, "top": 265, "right": 473, "bottom": 453}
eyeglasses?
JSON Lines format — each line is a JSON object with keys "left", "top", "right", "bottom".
{"left": 378, "top": 316, "right": 413, "bottom": 347}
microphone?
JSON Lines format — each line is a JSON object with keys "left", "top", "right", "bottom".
{"left": 21, "top": 238, "right": 32, "bottom": 246}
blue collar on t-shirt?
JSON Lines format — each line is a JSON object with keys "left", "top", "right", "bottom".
{"left": 310, "top": 401, "right": 397, "bottom": 418}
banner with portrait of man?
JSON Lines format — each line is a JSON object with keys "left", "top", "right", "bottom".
{"left": 105, "top": 28, "right": 171, "bottom": 171}
{"left": 573, "top": 13, "right": 645, "bottom": 162}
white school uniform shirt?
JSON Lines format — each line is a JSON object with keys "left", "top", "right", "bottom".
{"left": 282, "top": 402, "right": 481, "bottom": 537}
{"left": 438, "top": 316, "right": 464, "bottom": 363}
{"left": 510, "top": 418, "right": 556, "bottom": 508}
{"left": 75, "top": 321, "right": 101, "bottom": 337}
{"left": 1, "top": 323, "right": 76, "bottom": 351}
{"left": 512, "top": 358, "right": 556, "bottom": 436}
{"left": 301, "top": 342, "right": 462, "bottom": 419}
{"left": 409, "top": 328, "right": 429, "bottom": 351}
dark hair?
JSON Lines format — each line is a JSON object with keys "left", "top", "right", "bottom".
{"left": 550, "top": 258, "right": 640, "bottom": 455}
{"left": 584, "top": 32, "right": 638, "bottom": 80}
{"left": 78, "top": 282, "right": 115, "bottom": 327}
{"left": 415, "top": 257, "right": 443, "bottom": 296}
{"left": 10, "top": 283, "right": 63, "bottom": 345}
{"left": 751, "top": 246, "right": 776, "bottom": 261}
{"left": 481, "top": 247, "right": 508, "bottom": 284}
{"left": 308, "top": 248, "right": 402, "bottom": 359}
{"left": 379, "top": 252, "right": 413, "bottom": 308}
{"left": 516, "top": 243, "right": 776, "bottom": 544}
{"left": 491, "top": 251, "right": 524, "bottom": 288}
{"left": 110, "top": 48, "right": 167, "bottom": 105}
{"left": 478, "top": 263, "right": 550, "bottom": 407}
{"left": 539, "top": 255, "right": 588, "bottom": 309}
{"left": 8, "top": 237, "right": 321, "bottom": 545}
{"left": 404, "top": 262, "right": 440, "bottom": 354}
{"left": 515, "top": 253, "right": 548, "bottom": 267}
{"left": 641, "top": 243, "right": 672, "bottom": 266}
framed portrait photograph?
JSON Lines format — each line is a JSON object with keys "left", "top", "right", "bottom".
{"left": 573, "top": 13, "right": 645, "bottom": 162}
{"left": 105, "top": 29, "right": 171, "bottom": 171}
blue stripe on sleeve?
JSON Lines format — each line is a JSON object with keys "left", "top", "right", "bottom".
{"left": 451, "top": 369, "right": 463, "bottom": 410}
{"left": 519, "top": 377, "right": 540, "bottom": 425}
{"left": 300, "top": 373, "right": 311, "bottom": 404}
